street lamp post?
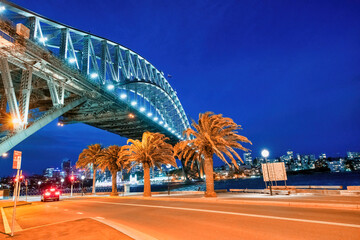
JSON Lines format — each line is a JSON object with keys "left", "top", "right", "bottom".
{"left": 261, "top": 149, "right": 273, "bottom": 196}
{"left": 60, "top": 178, "right": 64, "bottom": 190}
{"left": 70, "top": 175, "right": 75, "bottom": 197}
{"left": 37, "top": 181, "right": 42, "bottom": 195}
{"left": 81, "top": 175, "right": 85, "bottom": 196}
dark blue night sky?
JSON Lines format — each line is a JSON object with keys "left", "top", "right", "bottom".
{"left": 1, "top": 0, "right": 359, "bottom": 176}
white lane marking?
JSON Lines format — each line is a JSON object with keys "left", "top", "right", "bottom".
{"left": 77, "top": 212, "right": 83, "bottom": 215}
{"left": 83, "top": 200, "right": 360, "bottom": 229}
{"left": 1, "top": 207, "right": 11, "bottom": 234}
{"left": 95, "top": 216, "right": 105, "bottom": 219}
{"left": 91, "top": 217, "right": 157, "bottom": 240}
{"left": 23, "top": 218, "right": 84, "bottom": 231}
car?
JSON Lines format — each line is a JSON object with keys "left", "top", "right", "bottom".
{"left": 41, "top": 187, "right": 60, "bottom": 202}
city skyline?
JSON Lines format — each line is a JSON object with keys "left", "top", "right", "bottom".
{"left": 0, "top": 0, "right": 359, "bottom": 176}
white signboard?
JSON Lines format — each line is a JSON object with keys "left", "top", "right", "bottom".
{"left": 262, "top": 162, "right": 287, "bottom": 182}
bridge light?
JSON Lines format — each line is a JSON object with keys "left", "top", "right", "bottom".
{"left": 168, "top": 127, "right": 172, "bottom": 131}
{"left": 39, "top": 37, "right": 48, "bottom": 43}
{"left": 140, "top": 107, "right": 145, "bottom": 112}
{"left": 120, "top": 93, "right": 127, "bottom": 99}
{"left": 128, "top": 113, "right": 135, "bottom": 119}
{"left": 153, "top": 117, "right": 158, "bottom": 121}
{"left": 90, "top": 73, "right": 98, "bottom": 79}
{"left": 147, "top": 112, "right": 152, "bottom": 117}
{"left": 12, "top": 117, "right": 20, "bottom": 125}
{"left": 164, "top": 123, "right": 168, "bottom": 127}
{"left": 107, "top": 84, "right": 115, "bottom": 90}
{"left": 131, "top": 101, "right": 137, "bottom": 106}
{"left": 171, "top": 130, "right": 175, "bottom": 133}
{"left": 0, "top": 6, "right": 5, "bottom": 12}
{"left": 159, "top": 121, "right": 164, "bottom": 125}
{"left": 68, "top": 58, "right": 76, "bottom": 64}
{"left": 1, "top": 152, "right": 8, "bottom": 158}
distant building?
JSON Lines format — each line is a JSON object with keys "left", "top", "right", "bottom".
{"left": 61, "top": 159, "right": 71, "bottom": 176}
{"left": 53, "top": 168, "right": 61, "bottom": 178}
{"left": 243, "top": 152, "right": 252, "bottom": 166}
{"left": 44, "top": 168, "right": 54, "bottom": 178}
{"left": 319, "top": 153, "right": 327, "bottom": 160}
{"left": 347, "top": 152, "right": 360, "bottom": 159}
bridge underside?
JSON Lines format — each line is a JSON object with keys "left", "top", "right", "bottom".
{"left": 0, "top": 0, "right": 190, "bottom": 154}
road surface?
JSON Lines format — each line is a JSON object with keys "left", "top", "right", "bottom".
{"left": 4, "top": 196, "right": 360, "bottom": 239}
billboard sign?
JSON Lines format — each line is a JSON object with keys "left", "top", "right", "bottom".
{"left": 262, "top": 162, "right": 287, "bottom": 182}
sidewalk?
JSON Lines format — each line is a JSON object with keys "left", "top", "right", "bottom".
{"left": 114, "top": 192, "right": 360, "bottom": 210}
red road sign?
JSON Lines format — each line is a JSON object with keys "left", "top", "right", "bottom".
{"left": 12, "top": 151, "right": 22, "bottom": 169}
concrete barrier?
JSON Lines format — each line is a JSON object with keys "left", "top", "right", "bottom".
{"left": 347, "top": 186, "right": 360, "bottom": 190}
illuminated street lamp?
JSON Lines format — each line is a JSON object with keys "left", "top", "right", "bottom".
{"left": 60, "top": 178, "right": 64, "bottom": 189}
{"left": 261, "top": 149, "right": 272, "bottom": 196}
{"left": 37, "top": 181, "right": 42, "bottom": 194}
{"left": 81, "top": 175, "right": 85, "bottom": 196}
{"left": 70, "top": 175, "right": 75, "bottom": 197}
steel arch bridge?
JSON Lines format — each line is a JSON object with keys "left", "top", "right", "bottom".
{"left": 0, "top": 0, "right": 190, "bottom": 155}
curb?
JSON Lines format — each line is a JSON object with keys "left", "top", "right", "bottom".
{"left": 106, "top": 195, "right": 360, "bottom": 210}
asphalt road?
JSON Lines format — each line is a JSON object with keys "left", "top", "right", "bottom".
{"left": 6, "top": 196, "right": 360, "bottom": 240}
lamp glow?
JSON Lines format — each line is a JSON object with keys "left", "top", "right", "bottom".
{"left": 159, "top": 121, "right": 164, "bottom": 125}
{"left": 131, "top": 101, "right": 137, "bottom": 106}
{"left": 90, "top": 73, "right": 98, "bottom": 78}
{"left": 0, "top": 6, "right": 5, "bottom": 12}
{"left": 140, "top": 107, "right": 145, "bottom": 112}
{"left": 147, "top": 112, "right": 152, "bottom": 117}
{"left": 120, "top": 93, "right": 127, "bottom": 99}
{"left": 107, "top": 84, "right": 115, "bottom": 90}
{"left": 39, "top": 37, "right": 47, "bottom": 43}
{"left": 68, "top": 58, "right": 76, "bottom": 63}
{"left": 1, "top": 152, "right": 8, "bottom": 157}
{"left": 153, "top": 117, "right": 158, "bottom": 121}
{"left": 261, "top": 149, "right": 270, "bottom": 158}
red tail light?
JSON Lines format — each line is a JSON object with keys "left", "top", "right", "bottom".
{"left": 55, "top": 191, "right": 60, "bottom": 195}
{"left": 45, "top": 192, "right": 51, "bottom": 196}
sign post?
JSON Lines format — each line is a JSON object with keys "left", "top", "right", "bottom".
{"left": 11, "top": 150, "right": 22, "bottom": 237}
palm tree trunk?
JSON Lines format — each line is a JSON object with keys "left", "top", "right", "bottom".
{"left": 110, "top": 170, "right": 118, "bottom": 196}
{"left": 204, "top": 156, "right": 216, "bottom": 197}
{"left": 92, "top": 166, "right": 97, "bottom": 194}
{"left": 143, "top": 165, "right": 151, "bottom": 197}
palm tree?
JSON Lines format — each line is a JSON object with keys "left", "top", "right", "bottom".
{"left": 76, "top": 144, "right": 103, "bottom": 194}
{"left": 97, "top": 145, "right": 124, "bottom": 196}
{"left": 119, "top": 132, "right": 176, "bottom": 197}
{"left": 174, "top": 112, "right": 252, "bottom": 197}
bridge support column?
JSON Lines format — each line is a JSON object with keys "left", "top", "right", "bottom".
{"left": 0, "top": 57, "right": 21, "bottom": 126}
{"left": 0, "top": 97, "right": 86, "bottom": 155}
